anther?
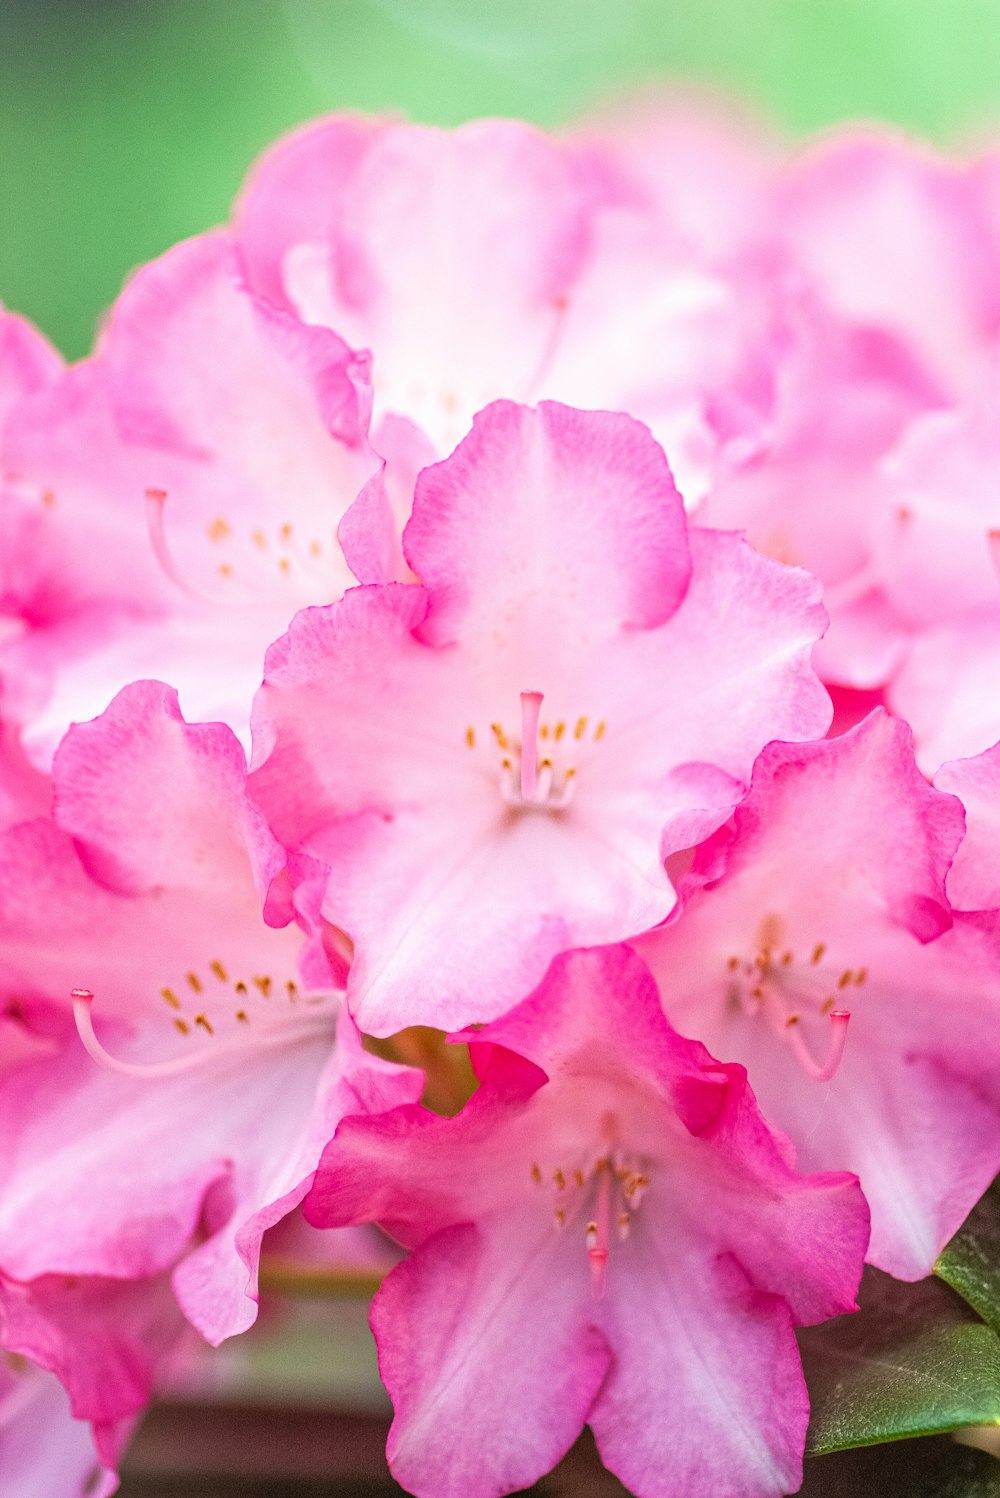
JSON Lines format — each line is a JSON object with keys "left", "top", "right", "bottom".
{"left": 210, "top": 961, "right": 227, "bottom": 982}
{"left": 810, "top": 943, "right": 826, "bottom": 965}
{"left": 186, "top": 972, "right": 203, "bottom": 993}
{"left": 160, "top": 987, "right": 180, "bottom": 1009}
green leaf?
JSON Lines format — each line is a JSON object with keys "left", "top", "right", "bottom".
{"left": 797, "top": 1434, "right": 1000, "bottom": 1498}
{"left": 936, "top": 1180, "right": 1000, "bottom": 1337}
{"left": 800, "top": 1268, "right": 1000, "bottom": 1454}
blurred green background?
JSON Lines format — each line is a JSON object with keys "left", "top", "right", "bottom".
{"left": 3, "top": 0, "right": 1000, "bottom": 358}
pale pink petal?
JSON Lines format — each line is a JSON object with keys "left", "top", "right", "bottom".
{"left": 404, "top": 400, "right": 691, "bottom": 646}
{"left": 935, "top": 740, "right": 1000, "bottom": 910}
{"left": 0, "top": 308, "right": 61, "bottom": 431}
{"left": 889, "top": 618, "right": 1000, "bottom": 770}
{"left": 241, "top": 120, "right": 597, "bottom": 454}
{"left": 776, "top": 128, "right": 1000, "bottom": 396}
{"left": 0, "top": 1357, "right": 118, "bottom": 1498}
{"left": 101, "top": 231, "right": 375, "bottom": 608}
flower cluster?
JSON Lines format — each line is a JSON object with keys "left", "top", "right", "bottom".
{"left": 4, "top": 104, "right": 1000, "bottom": 1497}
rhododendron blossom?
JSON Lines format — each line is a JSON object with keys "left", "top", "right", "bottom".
{"left": 635, "top": 711, "right": 1000, "bottom": 1277}
{"left": 0, "top": 681, "right": 414, "bottom": 1347}
{"left": 1, "top": 234, "right": 376, "bottom": 763}
{"left": 6, "top": 96, "right": 1000, "bottom": 1497}
{"left": 250, "top": 398, "right": 830, "bottom": 1033}
{"left": 305, "top": 945, "right": 868, "bottom": 1498}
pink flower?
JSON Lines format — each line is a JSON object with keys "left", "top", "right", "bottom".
{"left": 305, "top": 944, "right": 868, "bottom": 1498}
{"left": 871, "top": 389, "right": 1000, "bottom": 768}
{"left": 635, "top": 709, "right": 1000, "bottom": 1278}
{"left": 1, "top": 233, "right": 376, "bottom": 764}
{"left": 0, "top": 681, "right": 418, "bottom": 1345}
{"left": 774, "top": 128, "right": 1000, "bottom": 399}
{"left": 250, "top": 400, "right": 830, "bottom": 1034}
{"left": 235, "top": 113, "right": 781, "bottom": 506}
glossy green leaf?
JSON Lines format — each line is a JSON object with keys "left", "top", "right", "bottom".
{"left": 798, "top": 1434, "right": 1000, "bottom": 1498}
{"left": 936, "top": 1180, "right": 1000, "bottom": 1337}
{"left": 800, "top": 1269, "right": 1000, "bottom": 1454}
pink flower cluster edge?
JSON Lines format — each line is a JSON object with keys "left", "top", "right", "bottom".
{"left": 4, "top": 103, "right": 1000, "bottom": 1497}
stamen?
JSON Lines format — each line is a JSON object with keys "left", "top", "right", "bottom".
{"left": 145, "top": 489, "right": 202, "bottom": 601}
{"left": 72, "top": 988, "right": 220, "bottom": 1080}
{"left": 784, "top": 1009, "right": 851, "bottom": 1083}
{"left": 588, "top": 1159, "right": 612, "bottom": 1299}
{"left": 519, "top": 691, "right": 543, "bottom": 801}
{"left": 71, "top": 986, "right": 333, "bottom": 1081}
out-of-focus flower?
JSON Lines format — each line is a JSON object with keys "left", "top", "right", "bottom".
{"left": 0, "top": 236, "right": 376, "bottom": 764}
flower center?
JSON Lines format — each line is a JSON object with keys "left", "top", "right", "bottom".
{"left": 725, "top": 915, "right": 863, "bottom": 1082}
{"left": 466, "top": 690, "right": 606, "bottom": 813}
{"left": 530, "top": 1112, "right": 649, "bottom": 1299}
{"left": 71, "top": 957, "right": 336, "bottom": 1080}
{"left": 146, "top": 488, "right": 333, "bottom": 604}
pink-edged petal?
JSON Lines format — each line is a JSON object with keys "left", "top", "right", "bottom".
{"left": 591, "top": 1254, "right": 806, "bottom": 1498}
{"left": 0, "top": 1269, "right": 181, "bottom": 1435}
{"left": 595, "top": 528, "right": 831, "bottom": 785}
{"left": 404, "top": 400, "right": 691, "bottom": 646}
{"left": 936, "top": 740, "right": 1000, "bottom": 910}
{"left": 375, "top": 1223, "right": 611, "bottom": 1498}
{"left": 252, "top": 464, "right": 830, "bottom": 1033}
{"left": 52, "top": 679, "right": 279, "bottom": 899}
{"left": 101, "top": 231, "right": 374, "bottom": 608}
